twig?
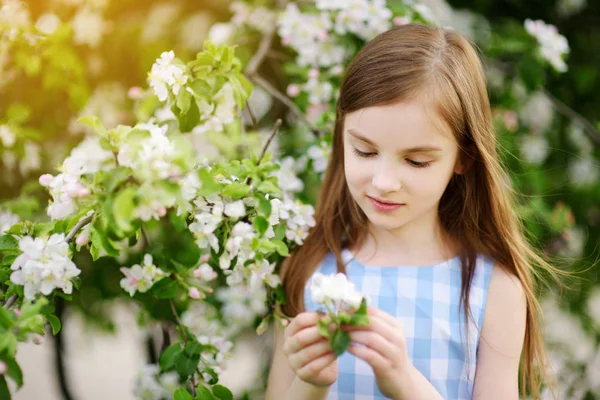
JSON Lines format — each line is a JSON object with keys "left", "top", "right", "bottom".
{"left": 246, "top": 102, "right": 259, "bottom": 130}
{"left": 4, "top": 295, "right": 16, "bottom": 309}
{"left": 141, "top": 226, "right": 150, "bottom": 248}
{"left": 169, "top": 299, "right": 196, "bottom": 396}
{"left": 65, "top": 213, "right": 94, "bottom": 243}
{"left": 542, "top": 89, "right": 600, "bottom": 147}
{"left": 258, "top": 119, "right": 282, "bottom": 164}
{"left": 245, "top": 23, "right": 276, "bottom": 77}
{"left": 251, "top": 74, "right": 320, "bottom": 136}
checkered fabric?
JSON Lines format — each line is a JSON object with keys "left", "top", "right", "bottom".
{"left": 303, "top": 249, "right": 494, "bottom": 400}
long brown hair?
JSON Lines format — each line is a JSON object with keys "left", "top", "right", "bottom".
{"left": 281, "top": 24, "right": 559, "bottom": 398}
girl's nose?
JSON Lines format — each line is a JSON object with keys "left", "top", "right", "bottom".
{"left": 371, "top": 164, "right": 401, "bottom": 193}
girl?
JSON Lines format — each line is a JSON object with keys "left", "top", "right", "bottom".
{"left": 266, "top": 24, "right": 556, "bottom": 400}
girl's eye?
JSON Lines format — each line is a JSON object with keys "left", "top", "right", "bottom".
{"left": 352, "top": 148, "right": 376, "bottom": 158}
{"left": 406, "top": 159, "right": 431, "bottom": 168}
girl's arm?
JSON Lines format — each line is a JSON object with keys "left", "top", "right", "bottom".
{"left": 472, "top": 265, "right": 527, "bottom": 400}
{"left": 265, "top": 320, "right": 332, "bottom": 400}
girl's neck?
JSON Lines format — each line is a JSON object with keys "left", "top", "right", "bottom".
{"left": 350, "top": 216, "right": 461, "bottom": 267}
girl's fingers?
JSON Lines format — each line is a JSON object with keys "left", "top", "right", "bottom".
{"left": 348, "top": 330, "right": 396, "bottom": 359}
{"left": 288, "top": 339, "right": 332, "bottom": 370}
{"left": 284, "top": 312, "right": 320, "bottom": 340}
{"left": 348, "top": 343, "right": 388, "bottom": 371}
{"left": 343, "top": 315, "right": 402, "bottom": 346}
{"left": 284, "top": 325, "right": 324, "bottom": 355}
{"left": 296, "top": 351, "right": 337, "bottom": 379}
{"left": 368, "top": 307, "right": 403, "bottom": 330}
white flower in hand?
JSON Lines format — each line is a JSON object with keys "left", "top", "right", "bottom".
{"left": 311, "top": 272, "right": 363, "bottom": 312}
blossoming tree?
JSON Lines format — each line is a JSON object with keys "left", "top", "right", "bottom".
{"left": 1, "top": 0, "right": 599, "bottom": 398}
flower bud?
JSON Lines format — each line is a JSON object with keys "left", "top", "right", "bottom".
{"left": 200, "top": 254, "right": 211, "bottom": 263}
{"left": 75, "top": 231, "right": 89, "bottom": 247}
{"left": 33, "top": 334, "right": 45, "bottom": 345}
{"left": 39, "top": 174, "right": 54, "bottom": 187}
{"left": 188, "top": 287, "right": 201, "bottom": 299}
{"left": 393, "top": 16, "right": 410, "bottom": 26}
{"left": 286, "top": 84, "right": 300, "bottom": 98}
{"left": 157, "top": 207, "right": 167, "bottom": 217}
{"left": 316, "top": 30, "right": 328, "bottom": 41}
{"left": 0, "top": 361, "right": 7, "bottom": 375}
{"left": 308, "top": 69, "right": 319, "bottom": 79}
{"left": 128, "top": 86, "right": 143, "bottom": 99}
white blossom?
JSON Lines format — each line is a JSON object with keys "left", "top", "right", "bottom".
{"left": 0, "top": 125, "right": 15, "bottom": 147}
{"left": 141, "top": 3, "right": 180, "bottom": 43}
{"left": 208, "top": 22, "right": 236, "bottom": 45}
{"left": 311, "top": 272, "right": 364, "bottom": 312}
{"left": 62, "top": 137, "right": 113, "bottom": 176}
{"left": 132, "top": 364, "right": 178, "bottom": 400}
{"left": 10, "top": 234, "right": 81, "bottom": 300}
{"left": 35, "top": 13, "right": 60, "bottom": 35}
{"left": 0, "top": 211, "right": 18, "bottom": 234}
{"left": 568, "top": 156, "right": 600, "bottom": 188}
{"left": 224, "top": 200, "right": 246, "bottom": 219}
{"left": 525, "top": 19, "right": 569, "bottom": 73}
{"left": 19, "top": 142, "right": 40, "bottom": 175}
{"left": 307, "top": 141, "right": 331, "bottom": 173}
{"left": 71, "top": 7, "right": 108, "bottom": 47}
{"left": 193, "top": 263, "right": 218, "bottom": 281}
{"left": 147, "top": 51, "right": 188, "bottom": 102}
{"left": 194, "top": 83, "right": 237, "bottom": 134}
{"left": 120, "top": 254, "right": 167, "bottom": 296}
{"left": 274, "top": 157, "right": 304, "bottom": 195}
{"left": 519, "top": 135, "right": 549, "bottom": 165}
{"left": 520, "top": 91, "right": 554, "bottom": 133}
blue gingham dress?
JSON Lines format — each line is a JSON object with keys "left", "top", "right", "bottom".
{"left": 303, "top": 249, "right": 494, "bottom": 400}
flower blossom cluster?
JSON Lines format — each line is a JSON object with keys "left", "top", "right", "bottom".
{"left": 148, "top": 50, "right": 188, "bottom": 102}
{"left": 132, "top": 364, "right": 179, "bottom": 400}
{"left": 311, "top": 272, "right": 364, "bottom": 313}
{"left": 10, "top": 233, "right": 81, "bottom": 300}
{"left": 39, "top": 137, "right": 113, "bottom": 220}
{"left": 524, "top": 19, "right": 569, "bottom": 73}
{"left": 120, "top": 254, "right": 168, "bottom": 296}
{"left": 192, "top": 82, "right": 237, "bottom": 135}
{"left": 0, "top": 210, "right": 18, "bottom": 234}
{"left": 195, "top": 334, "right": 234, "bottom": 382}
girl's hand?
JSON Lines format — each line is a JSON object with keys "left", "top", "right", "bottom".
{"left": 283, "top": 312, "right": 339, "bottom": 387}
{"left": 343, "top": 307, "right": 411, "bottom": 399}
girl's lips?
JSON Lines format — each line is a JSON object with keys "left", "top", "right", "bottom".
{"left": 368, "top": 196, "right": 405, "bottom": 212}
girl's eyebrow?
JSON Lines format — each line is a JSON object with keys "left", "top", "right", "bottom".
{"left": 347, "top": 128, "right": 443, "bottom": 153}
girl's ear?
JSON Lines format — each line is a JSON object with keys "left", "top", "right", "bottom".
{"left": 454, "top": 144, "right": 477, "bottom": 175}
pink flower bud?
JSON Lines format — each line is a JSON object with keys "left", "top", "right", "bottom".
{"left": 0, "top": 361, "right": 6, "bottom": 375}
{"left": 308, "top": 69, "right": 319, "bottom": 79}
{"left": 75, "top": 231, "right": 89, "bottom": 247}
{"left": 13, "top": 309, "right": 21, "bottom": 317}
{"left": 157, "top": 207, "right": 167, "bottom": 217}
{"left": 316, "top": 30, "right": 328, "bottom": 41}
{"left": 286, "top": 84, "right": 301, "bottom": 98}
{"left": 188, "top": 287, "right": 201, "bottom": 299}
{"left": 200, "top": 254, "right": 211, "bottom": 263}
{"left": 33, "top": 335, "right": 45, "bottom": 345}
{"left": 128, "top": 86, "right": 143, "bottom": 99}
{"left": 281, "top": 36, "right": 291, "bottom": 46}
{"left": 393, "top": 16, "right": 410, "bottom": 26}
{"left": 76, "top": 186, "right": 91, "bottom": 197}
{"left": 281, "top": 319, "right": 289, "bottom": 327}
{"left": 39, "top": 174, "right": 54, "bottom": 187}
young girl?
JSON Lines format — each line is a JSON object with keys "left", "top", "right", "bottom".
{"left": 266, "top": 24, "right": 555, "bottom": 400}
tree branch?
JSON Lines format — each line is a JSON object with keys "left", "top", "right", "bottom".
{"left": 169, "top": 299, "right": 196, "bottom": 397}
{"left": 250, "top": 74, "right": 321, "bottom": 136}
{"left": 258, "top": 119, "right": 282, "bottom": 165}
{"left": 65, "top": 213, "right": 94, "bottom": 243}
{"left": 542, "top": 89, "right": 600, "bottom": 147}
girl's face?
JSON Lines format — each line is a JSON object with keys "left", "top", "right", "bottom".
{"left": 343, "top": 99, "right": 462, "bottom": 234}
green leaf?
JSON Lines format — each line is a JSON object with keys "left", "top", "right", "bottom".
{"left": 349, "top": 313, "right": 370, "bottom": 326}
{"left": 195, "top": 385, "right": 217, "bottom": 400}
{"left": 174, "top": 388, "right": 194, "bottom": 400}
{"left": 0, "top": 235, "right": 18, "bottom": 252}
{"left": 252, "top": 216, "right": 269, "bottom": 237}
{"left": 255, "top": 316, "right": 270, "bottom": 336}
{"left": 160, "top": 343, "right": 182, "bottom": 371}
{"left": 271, "top": 240, "right": 289, "bottom": 257}
{"left": 197, "top": 170, "right": 222, "bottom": 197}
{"left": 175, "top": 352, "right": 200, "bottom": 378}
{"left": 256, "top": 196, "right": 271, "bottom": 217}
{"left": 77, "top": 116, "right": 107, "bottom": 137}
{"left": 177, "top": 88, "right": 192, "bottom": 114}
{"left": 150, "top": 277, "right": 178, "bottom": 299}
{"left": 2, "top": 357, "right": 23, "bottom": 389}
{"left": 0, "top": 376, "right": 10, "bottom": 400}
{"left": 212, "top": 385, "right": 233, "bottom": 400}
{"left": 0, "top": 332, "right": 17, "bottom": 358}
{"left": 19, "top": 298, "right": 48, "bottom": 321}
{"left": 330, "top": 328, "right": 350, "bottom": 356}
{"left": 184, "top": 340, "right": 205, "bottom": 357}
{"left": 173, "top": 99, "right": 200, "bottom": 133}
{"left": 0, "top": 307, "right": 14, "bottom": 329}
{"left": 222, "top": 183, "right": 250, "bottom": 199}
{"left": 317, "top": 318, "right": 332, "bottom": 339}
{"left": 256, "top": 181, "right": 280, "bottom": 195}
{"left": 112, "top": 187, "right": 137, "bottom": 233}
{"left": 46, "top": 314, "right": 62, "bottom": 335}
